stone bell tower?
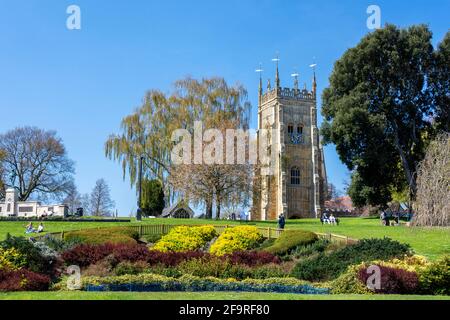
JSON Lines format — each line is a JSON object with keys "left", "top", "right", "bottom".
{"left": 253, "top": 59, "right": 327, "bottom": 220}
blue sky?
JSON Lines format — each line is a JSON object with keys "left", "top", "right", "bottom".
{"left": 0, "top": 0, "right": 448, "bottom": 216}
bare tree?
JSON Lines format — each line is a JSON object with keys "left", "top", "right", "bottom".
{"left": 80, "top": 193, "right": 91, "bottom": 215}
{"left": 326, "top": 183, "right": 342, "bottom": 201}
{"left": 413, "top": 133, "right": 450, "bottom": 227}
{"left": 63, "top": 185, "right": 82, "bottom": 214}
{"left": 0, "top": 149, "right": 6, "bottom": 200}
{"left": 0, "top": 127, "right": 75, "bottom": 201}
{"left": 171, "top": 163, "right": 252, "bottom": 219}
{"left": 89, "top": 179, "right": 115, "bottom": 217}
{"left": 170, "top": 120, "right": 252, "bottom": 220}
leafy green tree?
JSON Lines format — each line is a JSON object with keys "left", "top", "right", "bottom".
{"left": 141, "top": 179, "right": 165, "bottom": 217}
{"left": 430, "top": 32, "right": 450, "bottom": 132}
{"left": 321, "top": 25, "right": 449, "bottom": 208}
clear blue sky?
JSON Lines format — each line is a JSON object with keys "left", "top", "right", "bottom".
{"left": 0, "top": 0, "right": 448, "bottom": 216}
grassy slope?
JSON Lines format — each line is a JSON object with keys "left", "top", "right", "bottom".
{"left": 0, "top": 291, "right": 449, "bottom": 300}
{"left": 0, "top": 217, "right": 448, "bottom": 259}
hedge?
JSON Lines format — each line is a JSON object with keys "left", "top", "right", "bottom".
{"left": 291, "top": 238, "right": 412, "bottom": 281}
{"left": 264, "top": 230, "right": 318, "bottom": 256}
{"left": 63, "top": 227, "right": 139, "bottom": 245}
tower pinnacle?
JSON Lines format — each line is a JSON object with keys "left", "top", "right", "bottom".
{"left": 291, "top": 69, "right": 299, "bottom": 90}
{"left": 272, "top": 53, "right": 280, "bottom": 89}
{"left": 310, "top": 63, "right": 317, "bottom": 98}
{"left": 256, "top": 63, "right": 263, "bottom": 98}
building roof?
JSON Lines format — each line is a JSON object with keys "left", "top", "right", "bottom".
{"left": 161, "top": 199, "right": 194, "bottom": 218}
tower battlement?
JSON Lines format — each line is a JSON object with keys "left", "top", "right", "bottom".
{"left": 261, "top": 87, "right": 315, "bottom": 104}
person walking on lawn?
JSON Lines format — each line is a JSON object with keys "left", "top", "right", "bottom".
{"left": 278, "top": 213, "right": 286, "bottom": 229}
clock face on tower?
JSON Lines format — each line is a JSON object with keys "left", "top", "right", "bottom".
{"left": 290, "top": 133, "right": 303, "bottom": 145}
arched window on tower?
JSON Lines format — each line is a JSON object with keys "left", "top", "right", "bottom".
{"left": 287, "top": 125, "right": 294, "bottom": 134}
{"left": 291, "top": 167, "right": 300, "bottom": 185}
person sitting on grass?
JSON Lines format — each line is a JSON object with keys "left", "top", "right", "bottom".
{"left": 25, "top": 222, "right": 36, "bottom": 234}
{"left": 37, "top": 223, "right": 44, "bottom": 233}
{"left": 320, "top": 212, "right": 330, "bottom": 225}
{"left": 329, "top": 214, "right": 337, "bottom": 225}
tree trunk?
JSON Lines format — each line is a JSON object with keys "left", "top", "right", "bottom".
{"left": 215, "top": 200, "right": 221, "bottom": 220}
{"left": 392, "top": 126, "right": 417, "bottom": 198}
{"left": 206, "top": 199, "right": 213, "bottom": 219}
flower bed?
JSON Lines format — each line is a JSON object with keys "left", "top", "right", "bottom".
{"left": 81, "top": 274, "right": 329, "bottom": 294}
{"left": 210, "top": 226, "right": 263, "bottom": 256}
{"left": 153, "top": 225, "right": 217, "bottom": 252}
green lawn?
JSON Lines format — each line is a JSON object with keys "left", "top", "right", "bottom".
{"left": 0, "top": 291, "right": 449, "bottom": 300}
{"left": 1, "top": 217, "right": 448, "bottom": 259}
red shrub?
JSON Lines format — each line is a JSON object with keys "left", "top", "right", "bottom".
{"left": 358, "top": 264, "right": 419, "bottom": 294}
{"left": 0, "top": 268, "right": 51, "bottom": 292}
{"left": 62, "top": 243, "right": 207, "bottom": 268}
{"left": 110, "top": 245, "right": 152, "bottom": 265}
{"left": 62, "top": 243, "right": 134, "bottom": 267}
{"left": 223, "top": 251, "right": 281, "bottom": 266}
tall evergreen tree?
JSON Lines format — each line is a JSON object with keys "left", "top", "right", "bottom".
{"left": 321, "top": 25, "right": 449, "bottom": 208}
{"left": 141, "top": 179, "right": 165, "bottom": 217}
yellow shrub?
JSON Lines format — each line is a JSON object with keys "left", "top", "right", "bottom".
{"left": 210, "top": 226, "right": 263, "bottom": 256}
{"left": 370, "top": 255, "right": 430, "bottom": 273}
{"left": 153, "top": 225, "right": 217, "bottom": 252}
{"left": 0, "top": 247, "right": 25, "bottom": 271}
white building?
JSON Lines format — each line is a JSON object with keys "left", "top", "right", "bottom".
{"left": 0, "top": 188, "right": 67, "bottom": 218}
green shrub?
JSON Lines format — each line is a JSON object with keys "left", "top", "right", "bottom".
{"left": 210, "top": 226, "right": 263, "bottom": 256}
{"left": 114, "top": 261, "right": 150, "bottom": 276}
{"left": 249, "top": 264, "right": 288, "bottom": 279}
{"left": 142, "top": 234, "right": 162, "bottom": 243}
{"left": 64, "top": 227, "right": 139, "bottom": 245}
{"left": 153, "top": 226, "right": 217, "bottom": 252}
{"left": 264, "top": 230, "right": 318, "bottom": 256}
{"left": 330, "top": 265, "right": 373, "bottom": 295}
{"left": 177, "top": 257, "right": 250, "bottom": 279}
{"left": 0, "top": 235, "right": 59, "bottom": 277}
{"left": 291, "top": 238, "right": 412, "bottom": 281}
{"left": 256, "top": 238, "right": 276, "bottom": 250}
{"left": 147, "top": 264, "right": 183, "bottom": 278}
{"left": 37, "top": 236, "right": 82, "bottom": 252}
{"left": 419, "top": 255, "right": 450, "bottom": 295}
{"left": 291, "top": 239, "right": 330, "bottom": 259}
{"left": 0, "top": 247, "right": 26, "bottom": 271}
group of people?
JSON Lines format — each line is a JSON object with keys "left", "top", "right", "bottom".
{"left": 25, "top": 222, "right": 45, "bottom": 234}
{"left": 228, "top": 212, "right": 250, "bottom": 221}
{"left": 320, "top": 212, "right": 338, "bottom": 225}
{"left": 380, "top": 211, "right": 400, "bottom": 226}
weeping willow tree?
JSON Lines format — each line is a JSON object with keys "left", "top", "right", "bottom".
{"left": 105, "top": 77, "right": 251, "bottom": 207}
